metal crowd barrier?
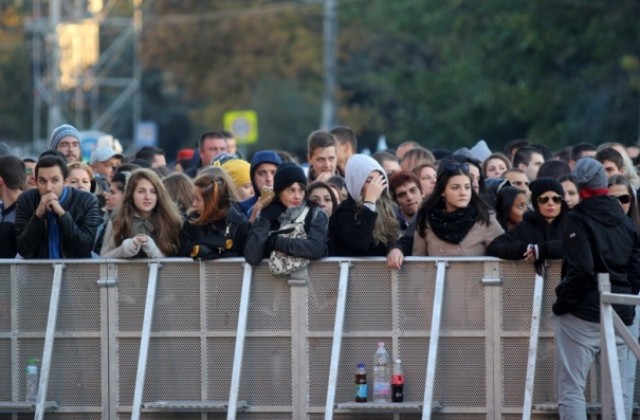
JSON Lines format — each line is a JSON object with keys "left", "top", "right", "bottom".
{"left": 0, "top": 257, "right": 632, "bottom": 419}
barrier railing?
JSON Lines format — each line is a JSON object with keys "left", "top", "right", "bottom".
{"left": 599, "top": 274, "right": 640, "bottom": 420}
{"left": 0, "top": 257, "right": 628, "bottom": 419}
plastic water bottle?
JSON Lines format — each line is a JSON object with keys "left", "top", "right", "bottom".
{"left": 373, "top": 341, "right": 391, "bottom": 402}
{"left": 25, "top": 358, "right": 38, "bottom": 403}
{"left": 391, "top": 359, "right": 404, "bottom": 402}
{"left": 354, "top": 362, "right": 367, "bottom": 402}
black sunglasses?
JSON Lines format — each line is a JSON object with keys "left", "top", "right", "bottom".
{"left": 536, "top": 195, "right": 563, "bottom": 205}
{"left": 614, "top": 194, "right": 632, "bottom": 204}
{"left": 443, "top": 162, "right": 470, "bottom": 174}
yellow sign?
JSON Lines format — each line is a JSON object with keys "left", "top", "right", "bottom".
{"left": 223, "top": 110, "right": 258, "bottom": 144}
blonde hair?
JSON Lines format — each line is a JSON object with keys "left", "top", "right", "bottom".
{"left": 113, "top": 168, "right": 183, "bottom": 255}
{"left": 66, "top": 161, "right": 94, "bottom": 179}
{"left": 359, "top": 190, "right": 400, "bottom": 246}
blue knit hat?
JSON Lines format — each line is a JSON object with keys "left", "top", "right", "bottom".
{"left": 49, "top": 124, "right": 81, "bottom": 150}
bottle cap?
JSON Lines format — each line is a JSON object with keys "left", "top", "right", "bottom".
{"left": 378, "top": 341, "right": 385, "bottom": 347}
{"left": 395, "top": 359, "right": 401, "bottom": 363}
{"left": 357, "top": 362, "right": 365, "bottom": 368}
{"left": 26, "top": 358, "right": 38, "bottom": 365}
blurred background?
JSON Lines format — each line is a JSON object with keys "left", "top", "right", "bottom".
{"left": 0, "top": 0, "right": 638, "bottom": 161}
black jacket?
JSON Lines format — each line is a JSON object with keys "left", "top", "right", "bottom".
{"left": 329, "top": 196, "right": 393, "bottom": 257}
{"left": 0, "top": 202, "right": 17, "bottom": 258}
{"left": 15, "top": 187, "right": 101, "bottom": 259}
{"left": 553, "top": 195, "right": 640, "bottom": 325}
{"left": 487, "top": 211, "right": 564, "bottom": 260}
{"left": 244, "top": 202, "right": 328, "bottom": 265}
{"left": 179, "top": 205, "right": 249, "bottom": 259}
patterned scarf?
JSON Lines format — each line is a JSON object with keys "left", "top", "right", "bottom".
{"left": 428, "top": 203, "right": 478, "bottom": 245}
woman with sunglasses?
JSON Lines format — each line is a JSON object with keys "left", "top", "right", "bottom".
{"left": 411, "top": 160, "right": 503, "bottom": 257}
{"left": 488, "top": 177, "right": 566, "bottom": 263}
{"left": 178, "top": 171, "right": 249, "bottom": 259}
{"left": 608, "top": 175, "right": 640, "bottom": 227}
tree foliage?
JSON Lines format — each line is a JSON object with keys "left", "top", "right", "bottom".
{"left": 0, "top": 0, "right": 638, "bottom": 156}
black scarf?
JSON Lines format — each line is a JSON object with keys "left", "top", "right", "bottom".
{"left": 428, "top": 204, "right": 478, "bottom": 244}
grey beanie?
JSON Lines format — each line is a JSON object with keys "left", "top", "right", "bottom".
{"left": 572, "top": 157, "right": 607, "bottom": 190}
{"left": 49, "top": 124, "right": 81, "bottom": 150}
{"left": 344, "top": 154, "right": 388, "bottom": 200}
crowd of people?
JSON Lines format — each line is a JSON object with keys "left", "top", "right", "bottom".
{"left": 2, "top": 123, "right": 640, "bottom": 418}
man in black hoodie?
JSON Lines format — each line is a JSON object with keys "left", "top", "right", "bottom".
{"left": 553, "top": 157, "right": 640, "bottom": 419}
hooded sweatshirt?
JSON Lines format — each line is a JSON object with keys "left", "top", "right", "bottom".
{"left": 553, "top": 195, "right": 640, "bottom": 325}
{"left": 238, "top": 151, "right": 282, "bottom": 215}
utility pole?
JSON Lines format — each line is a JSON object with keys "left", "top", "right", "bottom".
{"left": 320, "top": 0, "right": 337, "bottom": 130}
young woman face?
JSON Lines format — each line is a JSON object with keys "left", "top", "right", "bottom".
{"left": 133, "top": 178, "right": 158, "bottom": 217}
{"left": 608, "top": 184, "right": 632, "bottom": 215}
{"left": 104, "top": 183, "right": 124, "bottom": 211}
{"left": 509, "top": 193, "right": 528, "bottom": 227}
{"left": 536, "top": 190, "right": 563, "bottom": 222}
{"left": 561, "top": 180, "right": 579, "bottom": 209}
{"left": 468, "top": 165, "right": 481, "bottom": 194}
{"left": 279, "top": 182, "right": 306, "bottom": 208}
{"left": 308, "top": 187, "right": 334, "bottom": 217}
{"left": 66, "top": 168, "right": 92, "bottom": 192}
{"left": 192, "top": 187, "right": 205, "bottom": 215}
{"left": 484, "top": 158, "right": 508, "bottom": 179}
{"left": 442, "top": 174, "right": 472, "bottom": 212}
{"left": 418, "top": 166, "right": 437, "bottom": 199}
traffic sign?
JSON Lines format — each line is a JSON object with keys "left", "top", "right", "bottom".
{"left": 223, "top": 110, "right": 258, "bottom": 144}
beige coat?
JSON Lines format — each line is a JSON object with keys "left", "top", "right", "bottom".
{"left": 412, "top": 214, "right": 504, "bottom": 257}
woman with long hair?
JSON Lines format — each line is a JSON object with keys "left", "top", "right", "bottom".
{"left": 100, "top": 169, "right": 183, "bottom": 258}
{"left": 162, "top": 172, "right": 194, "bottom": 217}
{"left": 307, "top": 181, "right": 338, "bottom": 218}
{"left": 412, "top": 160, "right": 503, "bottom": 256}
{"left": 494, "top": 185, "right": 528, "bottom": 232}
{"left": 558, "top": 174, "right": 580, "bottom": 209}
{"left": 488, "top": 178, "right": 567, "bottom": 264}
{"left": 330, "top": 154, "right": 400, "bottom": 256}
{"left": 608, "top": 174, "right": 640, "bottom": 227}
{"left": 244, "top": 162, "right": 328, "bottom": 265}
{"left": 179, "top": 171, "right": 248, "bottom": 259}
{"left": 94, "top": 171, "right": 129, "bottom": 255}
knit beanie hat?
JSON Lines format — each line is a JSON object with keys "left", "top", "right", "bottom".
{"left": 273, "top": 162, "right": 307, "bottom": 194}
{"left": 573, "top": 157, "right": 607, "bottom": 190}
{"left": 344, "top": 154, "right": 388, "bottom": 200}
{"left": 50, "top": 124, "right": 81, "bottom": 150}
{"left": 221, "top": 159, "right": 251, "bottom": 188}
{"left": 530, "top": 177, "right": 564, "bottom": 209}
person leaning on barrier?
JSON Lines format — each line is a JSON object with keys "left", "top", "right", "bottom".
{"left": 178, "top": 171, "right": 249, "bottom": 260}
{"left": 329, "top": 154, "right": 400, "bottom": 257}
{"left": 244, "top": 162, "right": 328, "bottom": 266}
{"left": 15, "top": 155, "right": 102, "bottom": 259}
{"left": 552, "top": 158, "right": 640, "bottom": 420}
{"left": 411, "top": 160, "right": 504, "bottom": 258}
{"left": 100, "top": 169, "right": 182, "bottom": 258}
{"left": 487, "top": 177, "right": 566, "bottom": 271}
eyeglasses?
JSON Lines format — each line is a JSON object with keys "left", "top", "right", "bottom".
{"left": 536, "top": 195, "right": 563, "bottom": 205}
{"left": 442, "top": 162, "right": 470, "bottom": 174}
{"left": 614, "top": 194, "right": 632, "bottom": 204}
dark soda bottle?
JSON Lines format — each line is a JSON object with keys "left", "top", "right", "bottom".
{"left": 355, "top": 362, "right": 367, "bottom": 402}
{"left": 391, "top": 359, "right": 404, "bottom": 402}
